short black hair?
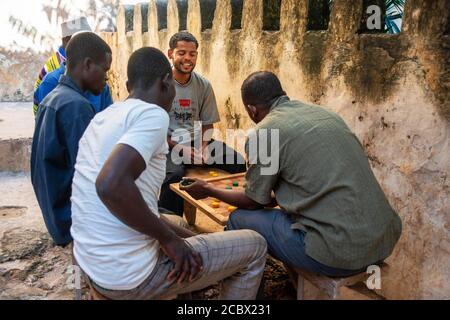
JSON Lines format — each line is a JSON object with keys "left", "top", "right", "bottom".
{"left": 127, "top": 47, "right": 172, "bottom": 89}
{"left": 241, "top": 71, "right": 286, "bottom": 107}
{"left": 169, "top": 31, "right": 199, "bottom": 50}
{"left": 66, "top": 32, "right": 111, "bottom": 71}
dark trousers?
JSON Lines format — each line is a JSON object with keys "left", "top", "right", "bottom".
{"left": 159, "top": 140, "right": 247, "bottom": 216}
{"left": 227, "top": 208, "right": 373, "bottom": 277}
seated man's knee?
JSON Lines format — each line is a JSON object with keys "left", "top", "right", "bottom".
{"left": 226, "top": 209, "right": 247, "bottom": 230}
{"left": 173, "top": 165, "right": 185, "bottom": 179}
{"left": 161, "top": 214, "right": 190, "bottom": 229}
{"left": 165, "top": 165, "right": 185, "bottom": 183}
{"left": 248, "top": 230, "right": 268, "bottom": 257}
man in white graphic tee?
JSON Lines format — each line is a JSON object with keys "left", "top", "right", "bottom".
{"left": 159, "top": 32, "right": 247, "bottom": 216}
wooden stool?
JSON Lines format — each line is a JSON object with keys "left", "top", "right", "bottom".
{"left": 89, "top": 286, "right": 111, "bottom": 300}
{"left": 285, "top": 263, "right": 387, "bottom": 300}
{"left": 72, "top": 242, "right": 184, "bottom": 301}
{"left": 182, "top": 167, "right": 229, "bottom": 225}
{"left": 84, "top": 271, "right": 178, "bottom": 300}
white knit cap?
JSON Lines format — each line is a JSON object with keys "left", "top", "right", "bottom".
{"left": 61, "top": 17, "right": 92, "bottom": 38}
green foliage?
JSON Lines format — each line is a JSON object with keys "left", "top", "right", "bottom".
{"left": 385, "top": 0, "right": 405, "bottom": 34}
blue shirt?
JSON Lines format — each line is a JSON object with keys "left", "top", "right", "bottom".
{"left": 34, "top": 63, "right": 113, "bottom": 114}
{"left": 31, "top": 75, "right": 96, "bottom": 246}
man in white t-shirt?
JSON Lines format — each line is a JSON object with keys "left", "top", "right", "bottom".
{"left": 70, "top": 47, "right": 267, "bottom": 299}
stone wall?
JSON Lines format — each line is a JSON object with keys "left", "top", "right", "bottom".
{"left": 100, "top": 0, "right": 450, "bottom": 299}
{"left": 0, "top": 49, "right": 47, "bottom": 102}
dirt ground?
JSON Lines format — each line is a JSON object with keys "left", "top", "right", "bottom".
{"left": 0, "top": 204, "right": 382, "bottom": 300}
{"left": 0, "top": 164, "right": 379, "bottom": 300}
{"left": 0, "top": 214, "right": 296, "bottom": 300}
{"left": 0, "top": 105, "right": 298, "bottom": 300}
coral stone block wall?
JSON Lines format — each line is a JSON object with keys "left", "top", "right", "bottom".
{"left": 100, "top": 0, "right": 450, "bottom": 299}
{"left": 0, "top": 50, "right": 47, "bottom": 102}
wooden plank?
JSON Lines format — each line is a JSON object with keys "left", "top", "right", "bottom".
{"left": 185, "top": 167, "right": 229, "bottom": 179}
{"left": 288, "top": 264, "right": 382, "bottom": 300}
{"left": 183, "top": 201, "right": 197, "bottom": 226}
{"left": 203, "top": 172, "right": 246, "bottom": 183}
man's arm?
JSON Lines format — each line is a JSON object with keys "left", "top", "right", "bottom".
{"left": 167, "top": 124, "right": 213, "bottom": 150}
{"left": 201, "top": 124, "right": 213, "bottom": 152}
{"left": 167, "top": 136, "right": 178, "bottom": 150}
{"left": 199, "top": 82, "right": 220, "bottom": 126}
{"left": 96, "top": 144, "right": 202, "bottom": 283}
{"left": 180, "top": 178, "right": 264, "bottom": 210}
{"left": 181, "top": 127, "right": 280, "bottom": 210}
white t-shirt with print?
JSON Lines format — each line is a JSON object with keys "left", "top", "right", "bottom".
{"left": 70, "top": 99, "right": 169, "bottom": 290}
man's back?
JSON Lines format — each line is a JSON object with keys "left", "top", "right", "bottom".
{"left": 251, "top": 96, "right": 402, "bottom": 270}
{"left": 31, "top": 76, "right": 95, "bottom": 246}
{"left": 71, "top": 99, "right": 170, "bottom": 290}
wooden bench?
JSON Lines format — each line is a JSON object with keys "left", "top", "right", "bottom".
{"left": 284, "top": 263, "right": 387, "bottom": 300}
{"left": 75, "top": 269, "right": 180, "bottom": 300}
{"left": 88, "top": 286, "right": 111, "bottom": 300}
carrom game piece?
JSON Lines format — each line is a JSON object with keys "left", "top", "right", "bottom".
{"left": 209, "top": 171, "right": 218, "bottom": 177}
{"left": 179, "top": 178, "right": 194, "bottom": 187}
{"left": 212, "top": 202, "right": 220, "bottom": 209}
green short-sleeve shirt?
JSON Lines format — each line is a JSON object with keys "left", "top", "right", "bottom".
{"left": 245, "top": 96, "right": 402, "bottom": 270}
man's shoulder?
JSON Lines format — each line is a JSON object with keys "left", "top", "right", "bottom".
{"left": 42, "top": 68, "right": 63, "bottom": 84}
{"left": 255, "top": 100, "right": 306, "bottom": 132}
{"left": 115, "top": 99, "right": 169, "bottom": 122}
{"left": 191, "top": 72, "right": 212, "bottom": 88}
{"left": 37, "top": 69, "right": 62, "bottom": 97}
{"left": 41, "top": 85, "right": 92, "bottom": 114}
{"left": 270, "top": 100, "right": 334, "bottom": 123}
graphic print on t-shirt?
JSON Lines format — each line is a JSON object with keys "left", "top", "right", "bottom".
{"left": 172, "top": 97, "right": 196, "bottom": 127}
{"left": 179, "top": 99, "right": 191, "bottom": 108}
{"left": 173, "top": 99, "right": 193, "bottom": 122}
{"left": 169, "top": 72, "right": 221, "bottom": 144}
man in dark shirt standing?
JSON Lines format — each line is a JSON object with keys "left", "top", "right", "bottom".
{"left": 31, "top": 32, "right": 112, "bottom": 246}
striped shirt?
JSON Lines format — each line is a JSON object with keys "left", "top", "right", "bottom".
{"left": 33, "top": 47, "right": 66, "bottom": 115}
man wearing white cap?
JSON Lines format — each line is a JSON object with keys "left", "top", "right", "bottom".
{"left": 33, "top": 17, "right": 113, "bottom": 116}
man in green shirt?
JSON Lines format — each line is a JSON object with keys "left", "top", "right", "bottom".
{"left": 181, "top": 71, "right": 402, "bottom": 276}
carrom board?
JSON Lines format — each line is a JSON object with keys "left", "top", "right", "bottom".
{"left": 170, "top": 173, "right": 246, "bottom": 226}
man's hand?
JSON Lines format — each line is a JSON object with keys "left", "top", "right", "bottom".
{"left": 179, "top": 145, "right": 204, "bottom": 165}
{"left": 180, "top": 178, "right": 211, "bottom": 200}
{"left": 191, "top": 147, "right": 205, "bottom": 165}
{"left": 160, "top": 236, "right": 203, "bottom": 284}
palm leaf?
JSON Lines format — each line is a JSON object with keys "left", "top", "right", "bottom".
{"left": 385, "top": 0, "right": 405, "bottom": 34}
{"left": 386, "top": 0, "right": 405, "bottom": 14}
